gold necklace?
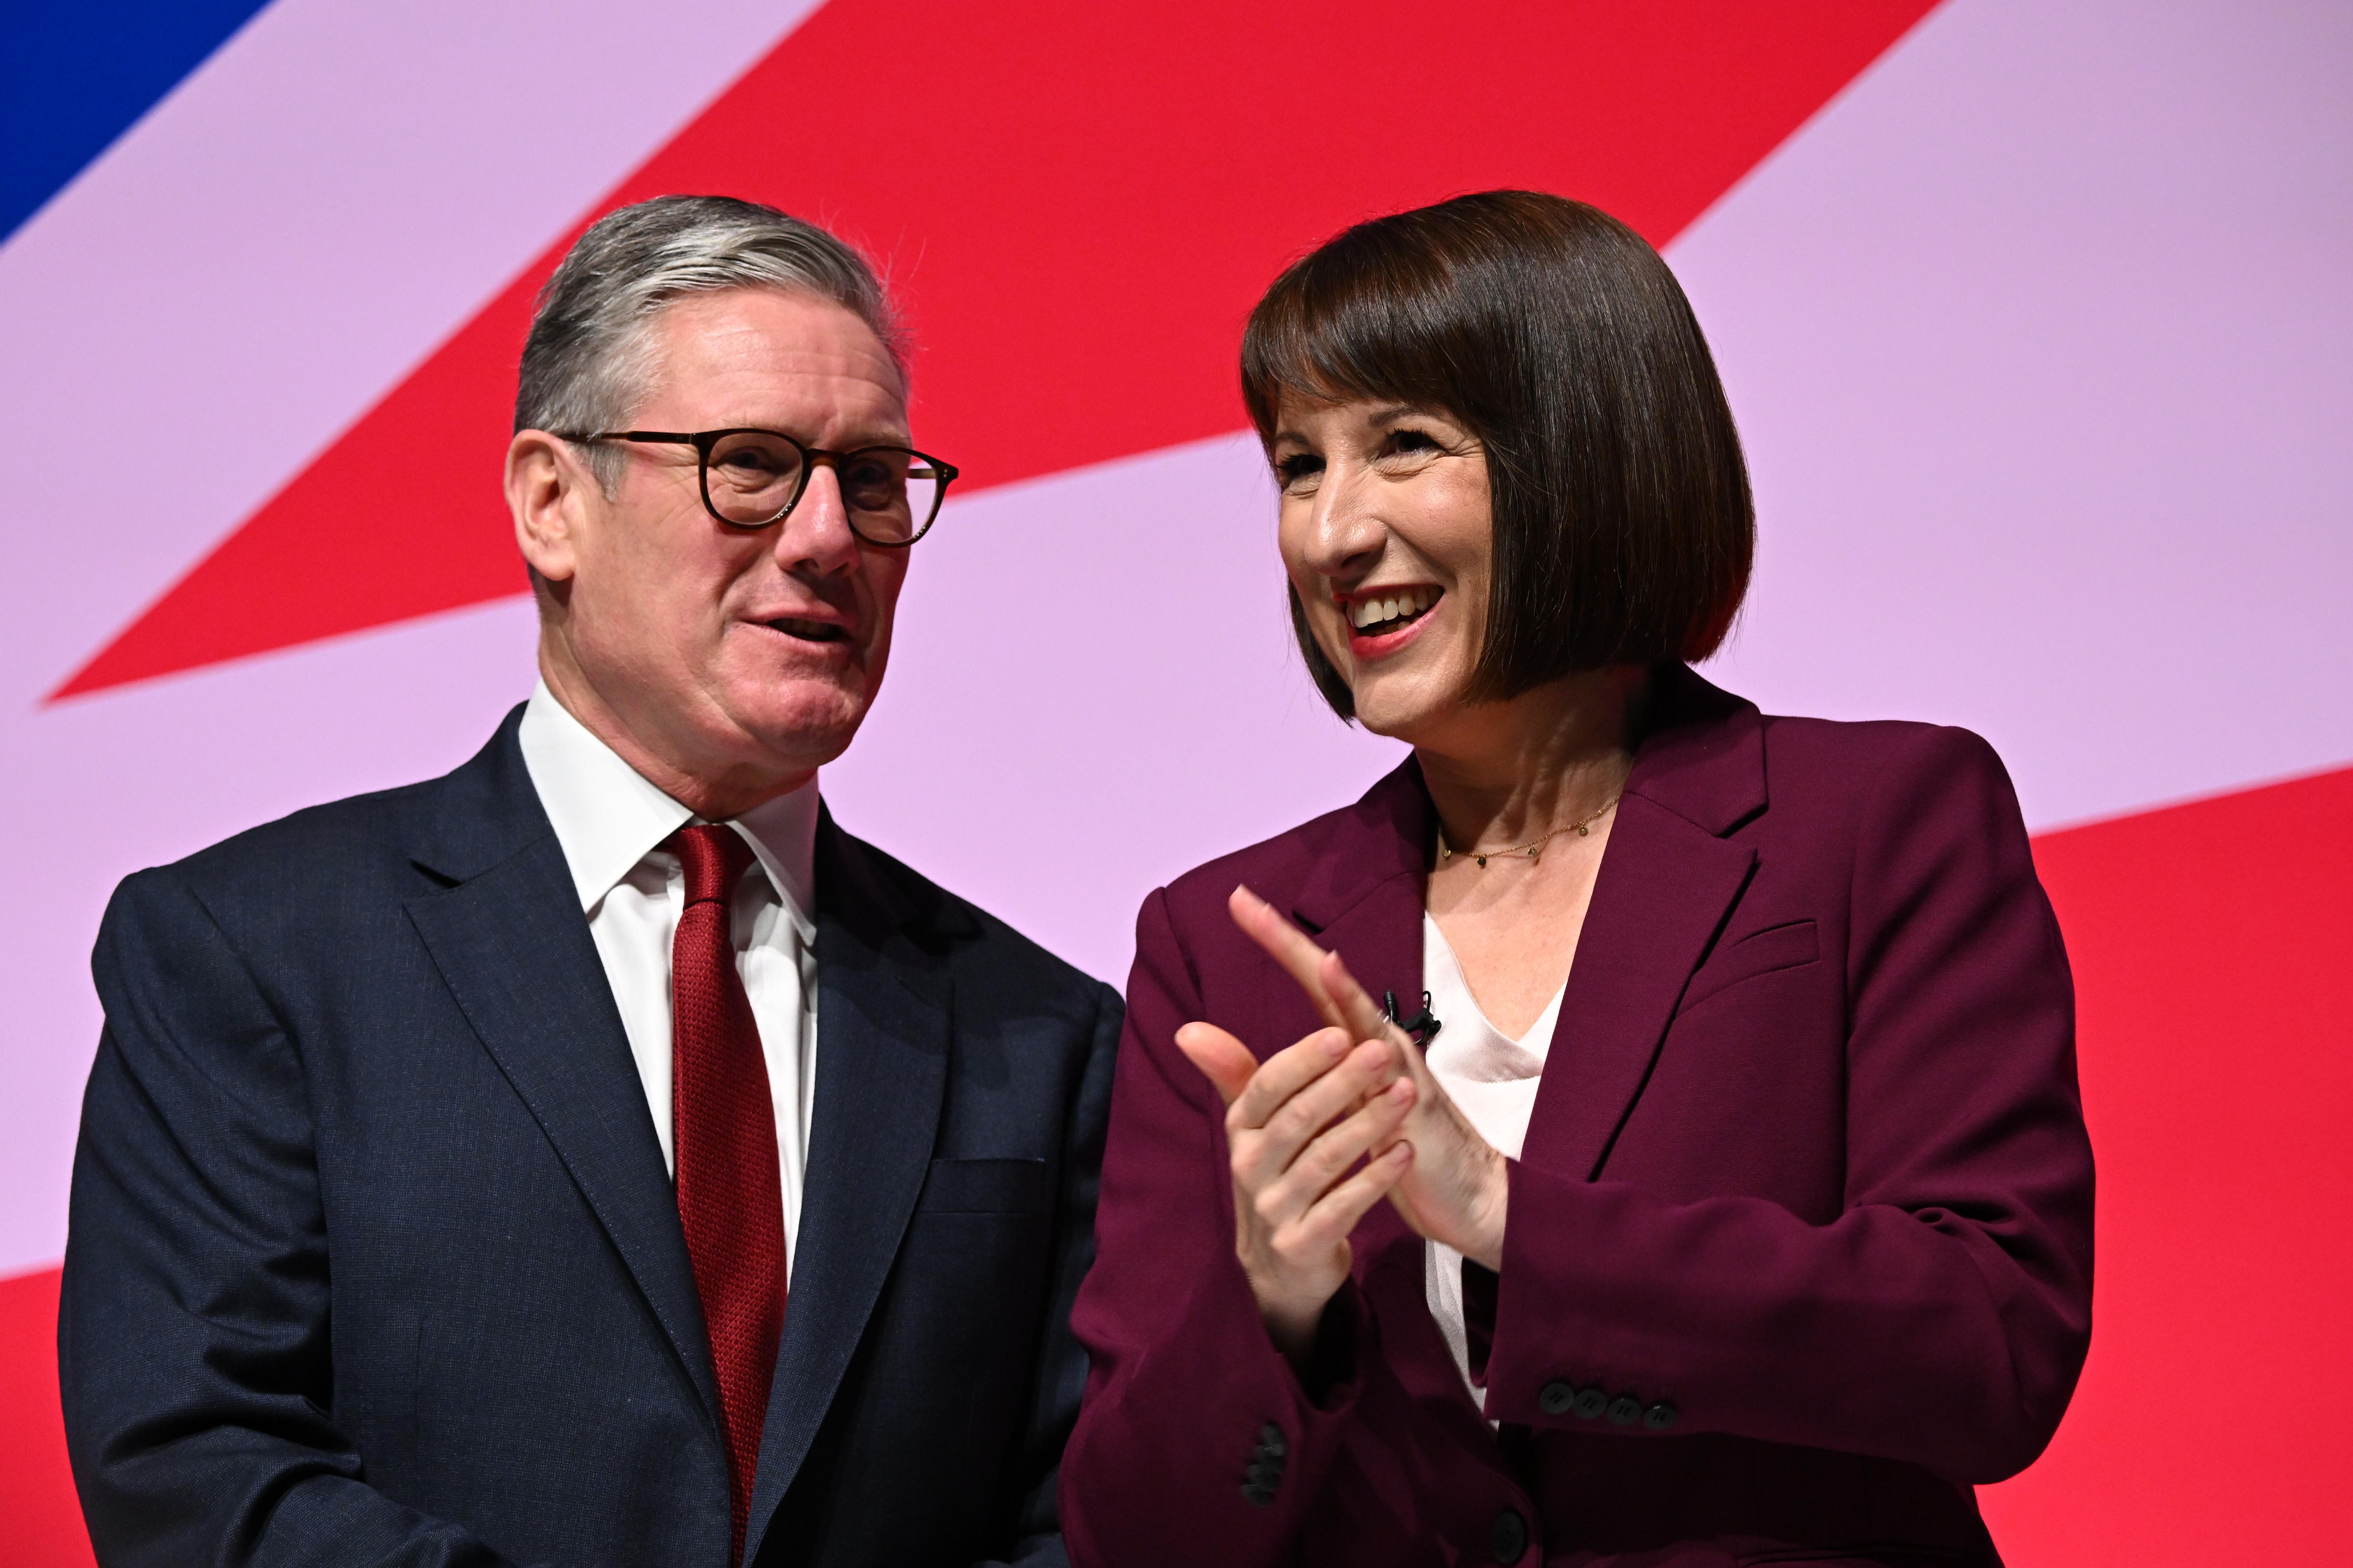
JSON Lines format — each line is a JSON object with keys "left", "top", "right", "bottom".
{"left": 1437, "top": 796, "right": 1620, "bottom": 869}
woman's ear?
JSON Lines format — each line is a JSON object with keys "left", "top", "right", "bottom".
{"left": 508, "top": 429, "right": 590, "bottom": 586}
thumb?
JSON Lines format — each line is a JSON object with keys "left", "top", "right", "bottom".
{"left": 1174, "top": 1022, "right": 1258, "bottom": 1108}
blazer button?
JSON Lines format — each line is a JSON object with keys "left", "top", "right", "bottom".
{"left": 1489, "top": 1506, "right": 1529, "bottom": 1563}
{"left": 1643, "top": 1400, "right": 1680, "bottom": 1431}
{"left": 1605, "top": 1395, "right": 1643, "bottom": 1426}
{"left": 1571, "top": 1386, "right": 1609, "bottom": 1421}
{"left": 1538, "top": 1380, "right": 1575, "bottom": 1415}
{"left": 1259, "top": 1420, "right": 1288, "bottom": 1459}
{"left": 1242, "top": 1479, "right": 1276, "bottom": 1507}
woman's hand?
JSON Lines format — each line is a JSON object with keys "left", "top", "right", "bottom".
{"left": 1174, "top": 1021, "right": 1418, "bottom": 1363}
{"left": 1225, "top": 885, "right": 1512, "bottom": 1271}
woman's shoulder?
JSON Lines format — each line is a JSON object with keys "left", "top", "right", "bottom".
{"left": 1756, "top": 709, "right": 2017, "bottom": 807}
{"left": 1154, "top": 757, "right": 1426, "bottom": 932}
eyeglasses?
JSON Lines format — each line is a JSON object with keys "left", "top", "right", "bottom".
{"left": 562, "top": 428, "right": 959, "bottom": 546}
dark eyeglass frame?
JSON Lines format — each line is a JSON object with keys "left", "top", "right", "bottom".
{"left": 561, "top": 428, "right": 960, "bottom": 546}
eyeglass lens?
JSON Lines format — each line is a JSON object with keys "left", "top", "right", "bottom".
{"left": 704, "top": 431, "right": 943, "bottom": 543}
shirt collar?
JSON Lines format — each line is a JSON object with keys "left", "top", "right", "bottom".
{"left": 517, "top": 679, "right": 818, "bottom": 929}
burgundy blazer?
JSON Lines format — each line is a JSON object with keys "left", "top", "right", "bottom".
{"left": 1060, "top": 667, "right": 2093, "bottom": 1568}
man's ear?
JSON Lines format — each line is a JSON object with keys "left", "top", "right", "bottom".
{"left": 508, "top": 429, "right": 592, "bottom": 586}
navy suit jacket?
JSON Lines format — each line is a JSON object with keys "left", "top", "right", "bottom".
{"left": 60, "top": 709, "right": 1121, "bottom": 1568}
{"left": 1063, "top": 667, "right": 2094, "bottom": 1567}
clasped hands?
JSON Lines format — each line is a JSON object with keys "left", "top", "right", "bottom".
{"left": 1175, "top": 886, "right": 1508, "bottom": 1361}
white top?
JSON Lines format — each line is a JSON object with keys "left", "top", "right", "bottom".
{"left": 1421, "top": 912, "right": 1564, "bottom": 1404}
{"left": 517, "top": 680, "right": 821, "bottom": 1266}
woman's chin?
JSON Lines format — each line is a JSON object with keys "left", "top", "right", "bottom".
{"left": 1346, "top": 679, "right": 1467, "bottom": 745}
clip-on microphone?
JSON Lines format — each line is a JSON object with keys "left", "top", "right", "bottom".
{"left": 1382, "top": 989, "right": 1444, "bottom": 1046}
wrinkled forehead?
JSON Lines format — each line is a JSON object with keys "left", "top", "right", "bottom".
{"left": 638, "top": 286, "right": 909, "bottom": 435}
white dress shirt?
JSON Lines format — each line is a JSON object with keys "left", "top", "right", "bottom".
{"left": 517, "top": 680, "right": 820, "bottom": 1266}
{"left": 1421, "top": 911, "right": 1565, "bottom": 1402}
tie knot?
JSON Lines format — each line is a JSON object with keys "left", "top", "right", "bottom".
{"left": 671, "top": 824, "right": 756, "bottom": 908}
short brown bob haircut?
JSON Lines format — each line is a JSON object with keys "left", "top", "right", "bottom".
{"left": 1241, "top": 190, "right": 1753, "bottom": 719}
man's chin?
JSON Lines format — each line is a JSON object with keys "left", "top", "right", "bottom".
{"left": 723, "top": 683, "right": 873, "bottom": 772}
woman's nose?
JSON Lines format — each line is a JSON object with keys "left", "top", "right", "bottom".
{"left": 1299, "top": 465, "right": 1386, "bottom": 577}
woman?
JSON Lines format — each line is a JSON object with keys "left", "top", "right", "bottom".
{"left": 1059, "top": 192, "right": 2092, "bottom": 1567}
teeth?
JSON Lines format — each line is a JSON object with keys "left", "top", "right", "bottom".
{"left": 1350, "top": 587, "right": 1435, "bottom": 629}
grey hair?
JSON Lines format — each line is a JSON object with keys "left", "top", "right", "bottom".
{"left": 515, "top": 194, "right": 902, "bottom": 491}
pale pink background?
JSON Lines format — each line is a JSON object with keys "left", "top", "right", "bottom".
{"left": 1, "top": 0, "right": 2347, "bottom": 1280}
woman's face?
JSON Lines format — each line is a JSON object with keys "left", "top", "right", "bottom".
{"left": 1272, "top": 395, "right": 1492, "bottom": 740}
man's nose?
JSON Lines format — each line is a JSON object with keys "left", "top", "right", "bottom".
{"left": 775, "top": 462, "right": 860, "bottom": 573}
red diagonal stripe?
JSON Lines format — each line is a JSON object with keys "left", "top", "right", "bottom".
{"left": 54, "top": 0, "right": 1941, "bottom": 699}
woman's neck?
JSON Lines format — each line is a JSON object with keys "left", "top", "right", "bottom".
{"left": 1412, "top": 666, "right": 1647, "bottom": 855}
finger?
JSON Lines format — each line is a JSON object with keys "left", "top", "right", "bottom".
{"left": 1315, "top": 948, "right": 1410, "bottom": 1052}
{"left": 1233, "top": 1036, "right": 1398, "bottom": 1188}
{"left": 1262, "top": 1075, "right": 1416, "bottom": 1215}
{"left": 1227, "top": 1026, "right": 1354, "bottom": 1132}
{"left": 1289, "top": 1139, "right": 1415, "bottom": 1249}
{"left": 1227, "top": 886, "right": 1349, "bottom": 1033}
{"left": 1173, "top": 1022, "right": 1259, "bottom": 1107}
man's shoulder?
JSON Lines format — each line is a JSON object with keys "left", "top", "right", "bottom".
{"left": 828, "top": 824, "right": 1118, "bottom": 1022}
{"left": 117, "top": 714, "right": 528, "bottom": 925}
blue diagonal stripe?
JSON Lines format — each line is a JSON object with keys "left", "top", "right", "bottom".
{"left": 2, "top": 0, "right": 278, "bottom": 245}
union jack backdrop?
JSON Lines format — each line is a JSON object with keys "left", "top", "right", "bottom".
{"left": 3, "top": 3, "right": 2347, "bottom": 1561}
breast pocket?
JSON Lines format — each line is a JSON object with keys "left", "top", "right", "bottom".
{"left": 1681, "top": 918, "right": 1820, "bottom": 1015}
{"left": 915, "top": 1156, "right": 1054, "bottom": 1216}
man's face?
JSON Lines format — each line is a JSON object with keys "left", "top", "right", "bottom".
{"left": 524, "top": 288, "right": 912, "bottom": 804}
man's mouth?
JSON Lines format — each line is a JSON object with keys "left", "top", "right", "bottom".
{"left": 1344, "top": 585, "right": 1440, "bottom": 639}
{"left": 764, "top": 616, "right": 849, "bottom": 644}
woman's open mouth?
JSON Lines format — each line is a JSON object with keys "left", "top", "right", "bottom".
{"left": 1343, "top": 585, "right": 1441, "bottom": 650}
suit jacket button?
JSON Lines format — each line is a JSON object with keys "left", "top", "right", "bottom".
{"left": 1643, "top": 1400, "right": 1680, "bottom": 1431}
{"left": 1605, "top": 1395, "right": 1643, "bottom": 1426}
{"left": 1571, "top": 1386, "right": 1609, "bottom": 1420}
{"left": 1259, "top": 1421, "right": 1287, "bottom": 1459}
{"left": 1242, "top": 1479, "right": 1276, "bottom": 1507}
{"left": 1538, "top": 1379, "right": 1575, "bottom": 1415}
{"left": 1489, "top": 1506, "right": 1529, "bottom": 1563}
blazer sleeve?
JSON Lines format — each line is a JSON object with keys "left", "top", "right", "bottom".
{"left": 1059, "top": 888, "right": 1393, "bottom": 1568}
{"left": 60, "top": 868, "right": 535, "bottom": 1568}
{"left": 1478, "top": 726, "right": 2095, "bottom": 1481}
{"left": 975, "top": 979, "right": 1124, "bottom": 1568}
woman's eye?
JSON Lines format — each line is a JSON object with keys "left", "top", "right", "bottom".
{"left": 1384, "top": 427, "right": 1441, "bottom": 457}
{"left": 1275, "top": 454, "right": 1324, "bottom": 490}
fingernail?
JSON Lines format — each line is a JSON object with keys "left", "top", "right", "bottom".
{"left": 1325, "top": 1031, "right": 1351, "bottom": 1058}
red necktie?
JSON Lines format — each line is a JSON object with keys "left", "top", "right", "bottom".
{"left": 669, "top": 825, "right": 786, "bottom": 1564}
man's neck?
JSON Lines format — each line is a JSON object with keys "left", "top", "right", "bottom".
{"left": 538, "top": 648, "right": 812, "bottom": 822}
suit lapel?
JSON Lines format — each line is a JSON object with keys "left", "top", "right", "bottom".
{"left": 1520, "top": 797, "right": 1755, "bottom": 1178}
{"left": 399, "top": 715, "right": 720, "bottom": 1425}
{"left": 1286, "top": 768, "right": 1435, "bottom": 1280}
{"left": 744, "top": 815, "right": 952, "bottom": 1562}
{"left": 1292, "top": 669, "right": 1771, "bottom": 1185}
{"left": 1523, "top": 666, "right": 1769, "bottom": 1178}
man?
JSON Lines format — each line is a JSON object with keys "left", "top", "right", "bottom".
{"left": 59, "top": 196, "right": 1119, "bottom": 1568}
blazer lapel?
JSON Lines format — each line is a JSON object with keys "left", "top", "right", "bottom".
{"left": 399, "top": 715, "right": 721, "bottom": 1425}
{"left": 1521, "top": 797, "right": 1755, "bottom": 1179}
{"left": 1289, "top": 670, "right": 1771, "bottom": 1185}
{"left": 1523, "top": 666, "right": 1769, "bottom": 1179}
{"left": 1287, "top": 765, "right": 1438, "bottom": 1281}
{"left": 744, "top": 814, "right": 952, "bottom": 1561}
